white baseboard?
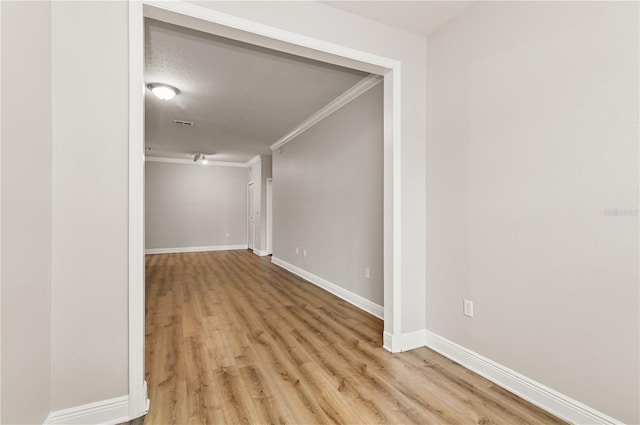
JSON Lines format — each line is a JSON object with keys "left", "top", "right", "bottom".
{"left": 423, "top": 330, "right": 621, "bottom": 425}
{"left": 383, "top": 329, "right": 425, "bottom": 353}
{"left": 253, "top": 249, "right": 271, "bottom": 256}
{"left": 399, "top": 329, "right": 426, "bottom": 352}
{"left": 145, "top": 244, "right": 248, "bottom": 254}
{"left": 383, "top": 331, "right": 394, "bottom": 352}
{"left": 270, "top": 256, "right": 383, "bottom": 319}
{"left": 45, "top": 395, "right": 130, "bottom": 425}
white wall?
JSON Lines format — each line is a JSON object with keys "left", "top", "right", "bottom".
{"left": 0, "top": 2, "right": 52, "bottom": 423}
{"left": 145, "top": 161, "right": 248, "bottom": 250}
{"left": 51, "top": 1, "right": 129, "bottom": 410}
{"left": 273, "top": 83, "right": 383, "bottom": 305}
{"left": 425, "top": 2, "right": 639, "bottom": 423}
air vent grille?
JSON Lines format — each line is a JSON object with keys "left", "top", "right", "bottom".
{"left": 173, "top": 120, "right": 194, "bottom": 127}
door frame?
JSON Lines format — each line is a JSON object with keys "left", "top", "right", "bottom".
{"left": 129, "top": 1, "right": 403, "bottom": 420}
{"left": 247, "top": 182, "right": 255, "bottom": 250}
{"left": 266, "top": 178, "right": 273, "bottom": 255}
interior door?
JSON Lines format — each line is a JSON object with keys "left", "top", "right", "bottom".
{"left": 247, "top": 183, "right": 254, "bottom": 250}
{"left": 266, "top": 179, "right": 273, "bottom": 255}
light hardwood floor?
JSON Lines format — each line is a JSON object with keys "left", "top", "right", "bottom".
{"left": 145, "top": 250, "right": 565, "bottom": 425}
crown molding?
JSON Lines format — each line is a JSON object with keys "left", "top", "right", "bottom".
{"left": 270, "top": 74, "right": 383, "bottom": 151}
{"left": 145, "top": 156, "right": 248, "bottom": 167}
{"left": 246, "top": 155, "right": 261, "bottom": 166}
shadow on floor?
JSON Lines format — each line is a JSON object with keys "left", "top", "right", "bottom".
{"left": 117, "top": 416, "right": 144, "bottom": 425}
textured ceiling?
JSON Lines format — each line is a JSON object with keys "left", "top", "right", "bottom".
{"left": 322, "top": 1, "right": 472, "bottom": 36}
{"left": 144, "top": 19, "right": 368, "bottom": 163}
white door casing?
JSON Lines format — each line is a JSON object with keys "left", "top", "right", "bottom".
{"left": 266, "top": 178, "right": 273, "bottom": 255}
{"left": 247, "top": 183, "right": 254, "bottom": 250}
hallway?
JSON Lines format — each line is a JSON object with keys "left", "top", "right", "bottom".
{"left": 144, "top": 250, "right": 563, "bottom": 424}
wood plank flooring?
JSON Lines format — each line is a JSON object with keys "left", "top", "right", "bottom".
{"left": 145, "top": 250, "right": 565, "bottom": 425}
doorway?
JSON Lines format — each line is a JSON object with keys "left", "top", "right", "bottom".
{"left": 247, "top": 183, "right": 255, "bottom": 250}
{"left": 266, "top": 178, "right": 273, "bottom": 255}
{"left": 129, "top": 2, "right": 402, "bottom": 419}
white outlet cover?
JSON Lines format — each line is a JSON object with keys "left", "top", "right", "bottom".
{"left": 463, "top": 299, "right": 474, "bottom": 317}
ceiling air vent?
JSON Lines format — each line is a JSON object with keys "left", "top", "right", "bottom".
{"left": 173, "top": 119, "right": 194, "bottom": 127}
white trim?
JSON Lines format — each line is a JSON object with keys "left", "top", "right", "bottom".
{"left": 265, "top": 178, "right": 273, "bottom": 255}
{"left": 0, "top": 2, "right": 3, "bottom": 420}
{"left": 382, "top": 332, "right": 393, "bottom": 352}
{"left": 391, "top": 67, "right": 402, "bottom": 348}
{"left": 382, "top": 330, "right": 425, "bottom": 353}
{"left": 246, "top": 154, "right": 261, "bottom": 166}
{"left": 45, "top": 396, "right": 130, "bottom": 425}
{"left": 247, "top": 182, "right": 255, "bottom": 251}
{"left": 145, "top": 244, "right": 248, "bottom": 254}
{"left": 271, "top": 256, "right": 383, "bottom": 319}
{"left": 423, "top": 330, "right": 622, "bottom": 425}
{"left": 127, "top": 1, "right": 149, "bottom": 421}
{"left": 253, "top": 249, "right": 270, "bottom": 256}
{"left": 270, "top": 74, "right": 383, "bottom": 151}
{"left": 146, "top": 156, "right": 248, "bottom": 167}
{"left": 143, "top": 1, "right": 400, "bottom": 70}
{"left": 399, "top": 329, "right": 426, "bottom": 352}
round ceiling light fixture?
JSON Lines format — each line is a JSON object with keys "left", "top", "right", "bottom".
{"left": 148, "top": 83, "right": 179, "bottom": 100}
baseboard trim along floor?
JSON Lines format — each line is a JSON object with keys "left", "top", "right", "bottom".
{"left": 417, "top": 330, "right": 620, "bottom": 425}
{"left": 270, "top": 256, "right": 384, "bottom": 319}
{"left": 145, "top": 244, "right": 248, "bottom": 254}
{"left": 45, "top": 396, "right": 129, "bottom": 425}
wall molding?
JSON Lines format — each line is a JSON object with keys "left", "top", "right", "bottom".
{"left": 253, "top": 249, "right": 270, "bottom": 257}
{"left": 145, "top": 244, "right": 248, "bottom": 254}
{"left": 383, "top": 332, "right": 394, "bottom": 352}
{"left": 271, "top": 256, "right": 383, "bottom": 319}
{"left": 423, "top": 330, "right": 621, "bottom": 425}
{"left": 270, "top": 74, "right": 383, "bottom": 152}
{"left": 246, "top": 155, "right": 261, "bottom": 166}
{"left": 383, "top": 329, "right": 425, "bottom": 353}
{"left": 145, "top": 156, "right": 248, "bottom": 167}
{"left": 45, "top": 395, "right": 130, "bottom": 425}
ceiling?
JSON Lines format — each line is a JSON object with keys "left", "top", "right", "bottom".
{"left": 322, "top": 1, "right": 472, "bottom": 36}
{"left": 144, "top": 19, "right": 368, "bottom": 163}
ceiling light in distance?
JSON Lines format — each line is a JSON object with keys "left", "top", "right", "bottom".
{"left": 193, "top": 152, "right": 207, "bottom": 164}
{"left": 148, "top": 83, "right": 179, "bottom": 100}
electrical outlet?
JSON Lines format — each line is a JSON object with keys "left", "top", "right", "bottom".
{"left": 296, "top": 247, "right": 299, "bottom": 254}
{"left": 463, "top": 300, "right": 474, "bottom": 318}
{"left": 365, "top": 267, "right": 370, "bottom": 279}
{"left": 303, "top": 249, "right": 307, "bottom": 257}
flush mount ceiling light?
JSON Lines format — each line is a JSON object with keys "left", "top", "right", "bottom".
{"left": 147, "top": 83, "right": 179, "bottom": 100}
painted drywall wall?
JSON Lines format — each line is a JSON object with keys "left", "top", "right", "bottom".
{"left": 0, "top": 2, "right": 52, "bottom": 423}
{"left": 145, "top": 161, "right": 248, "bottom": 250}
{"left": 51, "top": 1, "right": 129, "bottom": 410}
{"left": 425, "top": 2, "right": 639, "bottom": 422}
{"left": 189, "top": 0, "right": 427, "bottom": 336}
{"left": 273, "top": 83, "right": 383, "bottom": 305}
